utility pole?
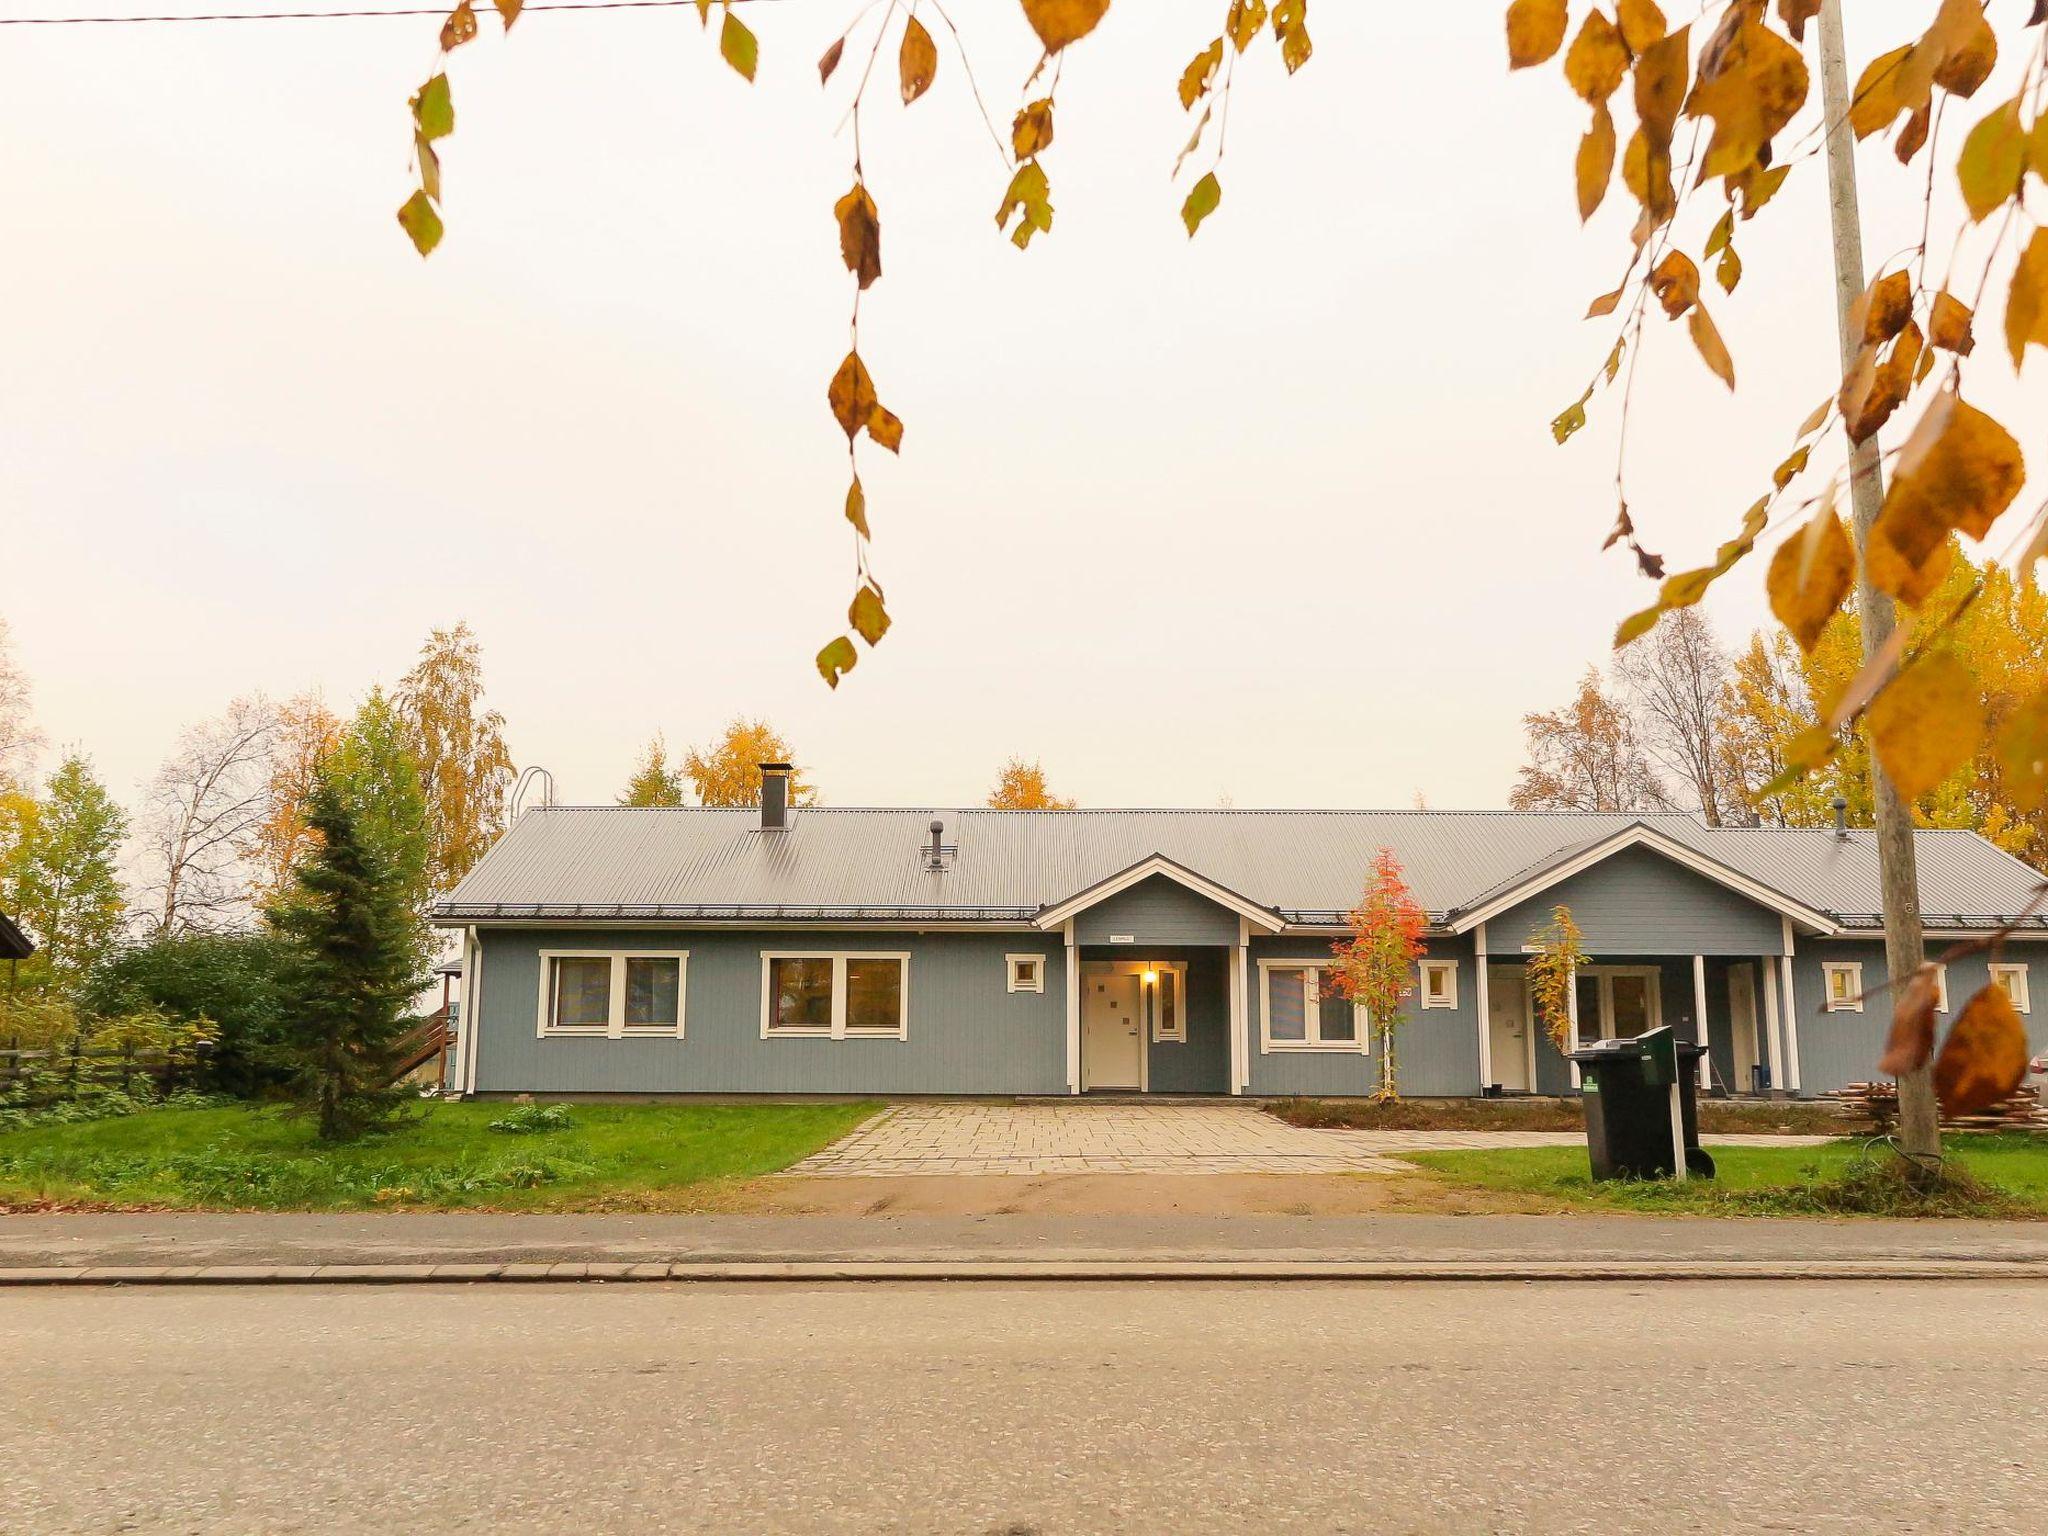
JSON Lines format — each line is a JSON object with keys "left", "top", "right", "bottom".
{"left": 1817, "top": 0, "right": 1939, "bottom": 1162}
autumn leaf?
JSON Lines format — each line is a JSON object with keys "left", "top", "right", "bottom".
{"left": 1776, "top": 0, "right": 1820, "bottom": 44}
{"left": 1766, "top": 512, "right": 1853, "bottom": 651}
{"left": 1181, "top": 171, "right": 1222, "bottom": 237}
{"left": 835, "top": 182, "right": 882, "bottom": 290}
{"left": 1021, "top": 0, "right": 1111, "bottom": 54}
{"left": 1932, "top": 983, "right": 2030, "bottom": 1114}
{"left": 1180, "top": 37, "right": 1223, "bottom": 110}
{"left": 1564, "top": 9, "right": 1628, "bottom": 104}
{"left": 1648, "top": 250, "right": 1698, "bottom": 317}
{"left": 1687, "top": 304, "right": 1735, "bottom": 388}
{"left": 416, "top": 133, "right": 441, "bottom": 202}
{"left": 816, "top": 635, "right": 859, "bottom": 689}
{"left": 1848, "top": 44, "right": 1914, "bottom": 140}
{"left": 413, "top": 74, "right": 454, "bottom": 141}
{"left": 1857, "top": 269, "right": 1913, "bottom": 344}
{"left": 1576, "top": 104, "right": 1615, "bottom": 221}
{"left": 845, "top": 476, "right": 870, "bottom": 539}
{"left": 1772, "top": 445, "right": 1808, "bottom": 490}
{"left": 1505, "top": 0, "right": 1568, "bottom": 69}
{"left": 1995, "top": 691, "right": 2048, "bottom": 810}
{"left": 850, "top": 582, "right": 891, "bottom": 645}
{"left": 439, "top": 0, "right": 478, "bottom": 51}
{"left": 1551, "top": 397, "right": 1588, "bottom": 444}
{"left": 1585, "top": 284, "right": 1624, "bottom": 318}
{"left": 1617, "top": 0, "right": 1665, "bottom": 53}
{"left": 1012, "top": 98, "right": 1054, "bottom": 158}
{"left": 1868, "top": 528, "right": 1953, "bottom": 608}
{"left": 899, "top": 14, "right": 937, "bottom": 103}
{"left": 1227, "top": 0, "right": 1266, "bottom": 52}
{"left": 1929, "top": 289, "right": 1976, "bottom": 354}
{"left": 493, "top": 0, "right": 521, "bottom": 27}
{"left": 818, "top": 35, "right": 846, "bottom": 84}
{"left": 996, "top": 160, "right": 1054, "bottom": 248}
{"left": 396, "top": 189, "right": 444, "bottom": 256}
{"left": 1868, "top": 650, "right": 1984, "bottom": 801}
{"left": 1879, "top": 962, "right": 1941, "bottom": 1077}
{"left": 1272, "top": 0, "right": 1310, "bottom": 73}
{"left": 1957, "top": 97, "right": 2025, "bottom": 220}
{"left": 828, "top": 351, "right": 879, "bottom": 440}
{"left": 720, "top": 9, "right": 758, "bottom": 82}
{"left": 2004, "top": 229, "right": 2048, "bottom": 369}
{"left": 1927, "top": 0, "right": 1998, "bottom": 98}
{"left": 1684, "top": 17, "right": 1807, "bottom": 181}
{"left": 1716, "top": 245, "right": 1741, "bottom": 293}
{"left": 1872, "top": 392, "right": 2025, "bottom": 575}
{"left": 867, "top": 402, "right": 905, "bottom": 453}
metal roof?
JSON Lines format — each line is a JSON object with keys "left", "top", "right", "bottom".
{"left": 432, "top": 806, "right": 2048, "bottom": 931}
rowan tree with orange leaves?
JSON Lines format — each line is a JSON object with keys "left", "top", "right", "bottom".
{"left": 1326, "top": 848, "right": 1427, "bottom": 1102}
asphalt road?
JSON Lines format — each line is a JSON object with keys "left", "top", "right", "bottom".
{"left": 2, "top": 1281, "right": 2042, "bottom": 1533}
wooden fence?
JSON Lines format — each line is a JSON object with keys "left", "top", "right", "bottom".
{"left": 0, "top": 1038, "right": 209, "bottom": 1108}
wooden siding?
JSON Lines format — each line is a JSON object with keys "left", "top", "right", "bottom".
{"left": 1243, "top": 935, "right": 1481, "bottom": 1097}
{"left": 1486, "top": 845, "right": 1788, "bottom": 957}
{"left": 1071, "top": 874, "right": 1242, "bottom": 947}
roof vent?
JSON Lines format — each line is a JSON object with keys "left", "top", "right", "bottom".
{"left": 759, "top": 763, "right": 792, "bottom": 832}
{"left": 924, "top": 817, "right": 957, "bottom": 872}
{"left": 1831, "top": 796, "right": 1849, "bottom": 839}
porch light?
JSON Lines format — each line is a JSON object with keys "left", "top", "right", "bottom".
{"left": 1141, "top": 969, "right": 1158, "bottom": 985}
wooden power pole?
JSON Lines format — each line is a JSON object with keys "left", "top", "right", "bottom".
{"left": 1817, "top": 0, "right": 1940, "bottom": 1162}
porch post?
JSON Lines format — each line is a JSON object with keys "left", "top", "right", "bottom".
{"left": 1474, "top": 923, "right": 1493, "bottom": 1092}
{"left": 1779, "top": 917, "right": 1803, "bottom": 1092}
{"left": 1566, "top": 959, "right": 1582, "bottom": 1090}
{"left": 459, "top": 926, "right": 482, "bottom": 1097}
{"left": 1233, "top": 916, "right": 1252, "bottom": 1094}
{"left": 1761, "top": 955, "right": 1785, "bottom": 1093}
{"left": 1692, "top": 954, "right": 1711, "bottom": 1092}
{"left": 1064, "top": 920, "right": 1080, "bottom": 1095}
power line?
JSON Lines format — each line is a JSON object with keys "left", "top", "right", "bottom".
{"left": 2, "top": 0, "right": 773, "bottom": 24}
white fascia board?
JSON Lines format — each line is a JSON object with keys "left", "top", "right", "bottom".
{"left": 1032, "top": 854, "right": 1285, "bottom": 934}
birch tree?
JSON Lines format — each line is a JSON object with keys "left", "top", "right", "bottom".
{"left": 137, "top": 695, "right": 279, "bottom": 936}
{"left": 396, "top": 622, "right": 514, "bottom": 891}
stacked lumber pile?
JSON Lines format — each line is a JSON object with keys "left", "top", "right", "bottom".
{"left": 1824, "top": 1080, "right": 2048, "bottom": 1136}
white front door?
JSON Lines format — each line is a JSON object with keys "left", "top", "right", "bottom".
{"left": 1486, "top": 967, "right": 1532, "bottom": 1092}
{"left": 1728, "top": 964, "right": 1760, "bottom": 1090}
{"left": 1082, "top": 973, "right": 1144, "bottom": 1091}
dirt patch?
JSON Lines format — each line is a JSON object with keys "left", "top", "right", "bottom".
{"left": 1266, "top": 1097, "right": 1847, "bottom": 1136}
{"left": 735, "top": 1171, "right": 1556, "bottom": 1218}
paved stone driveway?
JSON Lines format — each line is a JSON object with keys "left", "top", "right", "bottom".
{"left": 783, "top": 1103, "right": 1832, "bottom": 1177}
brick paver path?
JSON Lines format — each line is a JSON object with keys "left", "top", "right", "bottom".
{"left": 782, "top": 1103, "right": 1830, "bottom": 1177}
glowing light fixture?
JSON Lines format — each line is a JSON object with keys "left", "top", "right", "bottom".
{"left": 1141, "top": 969, "right": 1159, "bottom": 985}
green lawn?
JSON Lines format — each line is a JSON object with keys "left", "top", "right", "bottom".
{"left": 1400, "top": 1135, "right": 2048, "bottom": 1217}
{"left": 0, "top": 1100, "right": 879, "bottom": 1212}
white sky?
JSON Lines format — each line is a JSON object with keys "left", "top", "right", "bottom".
{"left": 3, "top": 1, "right": 2043, "bottom": 813}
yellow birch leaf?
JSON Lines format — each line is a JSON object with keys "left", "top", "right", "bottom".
{"left": 1565, "top": 9, "right": 1629, "bottom": 104}
{"left": 1772, "top": 445, "right": 1809, "bottom": 490}
{"left": 1929, "top": 289, "right": 1976, "bottom": 354}
{"left": 1933, "top": 984, "right": 2030, "bottom": 1115}
{"left": 1716, "top": 245, "right": 1742, "bottom": 293}
{"left": 1929, "top": 0, "right": 1996, "bottom": 97}
{"left": 1585, "top": 284, "right": 1624, "bottom": 318}
{"left": 1181, "top": 171, "right": 1222, "bottom": 237}
{"left": 845, "top": 476, "right": 870, "bottom": 539}
{"left": 396, "top": 190, "right": 443, "bottom": 256}
{"left": 1012, "top": 98, "right": 1054, "bottom": 158}
{"left": 1684, "top": 18, "right": 1807, "bottom": 180}
{"left": 1634, "top": 25, "right": 1689, "bottom": 145}
{"left": 1577, "top": 103, "right": 1616, "bottom": 221}
{"left": 1895, "top": 104, "right": 1931, "bottom": 163}
{"left": 1958, "top": 98, "right": 2025, "bottom": 221}
{"left": 1868, "top": 527, "right": 1954, "bottom": 607}
{"left": 1995, "top": 691, "right": 2048, "bottom": 811}
{"left": 1551, "top": 397, "right": 1589, "bottom": 444}
{"left": 1618, "top": 0, "right": 1665, "bottom": 53}
{"left": 1767, "top": 512, "right": 1853, "bottom": 651}
{"left": 819, "top": 36, "right": 846, "bottom": 84}
{"left": 1874, "top": 392, "right": 2024, "bottom": 571}
{"left": 1857, "top": 269, "right": 1913, "bottom": 344}
{"left": 1704, "top": 209, "right": 1733, "bottom": 256}
{"left": 1796, "top": 395, "right": 1832, "bottom": 437}
{"left": 1649, "top": 250, "right": 1699, "bottom": 316}
{"left": 493, "top": 0, "right": 521, "bottom": 28}
{"left": 899, "top": 14, "right": 938, "bottom": 104}
{"left": 439, "top": 0, "right": 477, "bottom": 52}
{"left": 1180, "top": 37, "right": 1223, "bottom": 110}
{"left": 720, "top": 10, "right": 759, "bottom": 81}
{"left": 1688, "top": 304, "right": 1735, "bottom": 388}
{"left": 1735, "top": 162, "right": 1790, "bottom": 217}
{"left": 1272, "top": 0, "right": 1310, "bottom": 74}
{"left": 867, "top": 402, "right": 905, "bottom": 453}
{"left": 413, "top": 74, "right": 454, "bottom": 141}
{"left": 1614, "top": 604, "right": 1662, "bottom": 648}
{"left": 2004, "top": 229, "right": 2048, "bottom": 369}
{"left": 1868, "top": 650, "right": 1984, "bottom": 801}
{"left": 1776, "top": 0, "right": 1820, "bottom": 43}
{"left": 828, "top": 351, "right": 878, "bottom": 440}
{"left": 996, "top": 161, "right": 1054, "bottom": 248}
{"left": 416, "top": 133, "right": 441, "bottom": 203}
{"left": 1848, "top": 44, "right": 1913, "bottom": 139}
{"left": 834, "top": 182, "right": 882, "bottom": 290}
{"left": 1505, "top": 0, "right": 1568, "bottom": 69}
{"left": 1227, "top": 0, "right": 1266, "bottom": 53}
{"left": 1020, "top": 0, "right": 1111, "bottom": 54}
{"left": 816, "top": 636, "right": 859, "bottom": 689}
{"left": 850, "top": 583, "right": 891, "bottom": 645}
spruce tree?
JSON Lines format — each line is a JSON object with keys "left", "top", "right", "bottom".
{"left": 269, "top": 773, "right": 425, "bottom": 1141}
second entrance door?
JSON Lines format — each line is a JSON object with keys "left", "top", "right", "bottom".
{"left": 1082, "top": 973, "right": 1144, "bottom": 1091}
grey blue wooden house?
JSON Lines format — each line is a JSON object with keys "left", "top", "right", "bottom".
{"left": 433, "top": 766, "right": 2047, "bottom": 1100}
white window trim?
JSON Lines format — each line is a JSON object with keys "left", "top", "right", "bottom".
{"left": 1257, "top": 959, "right": 1369, "bottom": 1054}
{"left": 1821, "top": 961, "right": 1864, "bottom": 1013}
{"left": 535, "top": 949, "right": 688, "bottom": 1040}
{"left": 1146, "top": 962, "right": 1189, "bottom": 1043}
{"left": 1990, "top": 962, "right": 2031, "bottom": 1015}
{"left": 760, "top": 951, "right": 911, "bottom": 1040}
{"left": 1419, "top": 958, "right": 1458, "bottom": 1011}
{"left": 1573, "top": 965, "right": 1664, "bottom": 1042}
{"left": 1006, "top": 954, "right": 1046, "bottom": 994}
{"left": 1934, "top": 962, "right": 1950, "bottom": 1014}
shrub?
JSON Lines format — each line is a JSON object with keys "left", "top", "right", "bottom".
{"left": 79, "top": 933, "right": 294, "bottom": 1098}
{"left": 489, "top": 1102, "right": 574, "bottom": 1136}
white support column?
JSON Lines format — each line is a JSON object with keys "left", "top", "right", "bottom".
{"left": 1762, "top": 954, "right": 1785, "bottom": 1094}
{"left": 1474, "top": 924, "right": 1493, "bottom": 1093}
{"left": 1234, "top": 917, "right": 1252, "bottom": 1093}
{"left": 1064, "top": 920, "right": 1080, "bottom": 1095}
{"left": 1780, "top": 917, "right": 1803, "bottom": 1093}
{"left": 1692, "top": 954, "right": 1711, "bottom": 1092}
{"left": 1566, "top": 960, "right": 1582, "bottom": 1089}
{"left": 460, "top": 926, "right": 482, "bottom": 1097}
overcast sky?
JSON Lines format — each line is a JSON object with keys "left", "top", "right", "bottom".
{"left": 3, "top": 1, "right": 2043, "bottom": 813}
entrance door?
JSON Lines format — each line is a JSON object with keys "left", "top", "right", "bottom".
{"left": 1082, "top": 973, "right": 1144, "bottom": 1091}
{"left": 1728, "top": 964, "right": 1760, "bottom": 1091}
{"left": 1486, "top": 966, "right": 1532, "bottom": 1092}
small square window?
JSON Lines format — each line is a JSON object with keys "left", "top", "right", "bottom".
{"left": 1990, "top": 963, "right": 2031, "bottom": 1015}
{"left": 1419, "top": 959, "right": 1457, "bottom": 1010}
{"left": 1006, "top": 955, "right": 1045, "bottom": 994}
{"left": 1823, "top": 962, "right": 1864, "bottom": 1012}
{"left": 1933, "top": 963, "right": 1950, "bottom": 1014}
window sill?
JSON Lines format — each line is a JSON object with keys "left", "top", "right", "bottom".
{"left": 1261, "top": 1040, "right": 1368, "bottom": 1054}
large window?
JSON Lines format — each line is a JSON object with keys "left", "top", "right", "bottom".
{"left": 1259, "top": 961, "right": 1364, "bottom": 1052}
{"left": 762, "top": 952, "right": 910, "bottom": 1039}
{"left": 537, "top": 951, "right": 687, "bottom": 1039}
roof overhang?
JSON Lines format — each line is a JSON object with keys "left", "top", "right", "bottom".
{"left": 1032, "top": 853, "right": 1287, "bottom": 935}
{"left": 0, "top": 911, "right": 32, "bottom": 961}
{"left": 1446, "top": 822, "right": 1842, "bottom": 938}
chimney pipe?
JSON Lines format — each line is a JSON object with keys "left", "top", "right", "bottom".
{"left": 927, "top": 818, "right": 945, "bottom": 871}
{"left": 759, "top": 763, "right": 792, "bottom": 831}
{"left": 1831, "top": 795, "right": 1848, "bottom": 838}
